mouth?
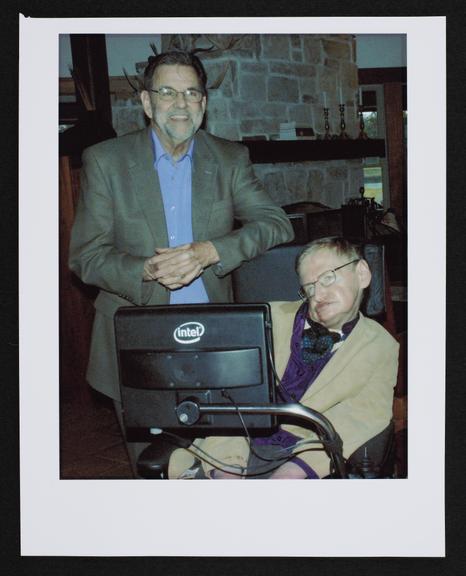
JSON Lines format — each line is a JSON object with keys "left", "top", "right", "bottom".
{"left": 168, "top": 114, "right": 190, "bottom": 121}
{"left": 314, "top": 302, "right": 333, "bottom": 315}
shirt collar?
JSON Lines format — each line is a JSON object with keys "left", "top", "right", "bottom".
{"left": 151, "top": 128, "right": 194, "bottom": 167}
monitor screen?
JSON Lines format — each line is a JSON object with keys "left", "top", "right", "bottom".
{"left": 114, "top": 303, "right": 277, "bottom": 441}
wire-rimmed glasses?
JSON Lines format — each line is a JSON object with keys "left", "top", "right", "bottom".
{"left": 298, "top": 259, "right": 360, "bottom": 300}
{"left": 148, "top": 86, "right": 205, "bottom": 103}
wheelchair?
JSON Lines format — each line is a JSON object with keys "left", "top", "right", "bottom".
{"left": 114, "top": 243, "right": 398, "bottom": 480}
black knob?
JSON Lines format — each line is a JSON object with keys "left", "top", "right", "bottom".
{"left": 175, "top": 400, "right": 200, "bottom": 426}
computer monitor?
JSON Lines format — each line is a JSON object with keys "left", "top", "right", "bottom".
{"left": 114, "top": 303, "right": 277, "bottom": 441}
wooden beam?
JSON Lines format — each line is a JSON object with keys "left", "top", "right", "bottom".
{"left": 241, "top": 138, "right": 385, "bottom": 164}
{"left": 59, "top": 157, "right": 98, "bottom": 406}
{"left": 69, "top": 34, "right": 113, "bottom": 127}
{"left": 359, "top": 67, "right": 407, "bottom": 85}
{"left": 384, "top": 82, "right": 406, "bottom": 226}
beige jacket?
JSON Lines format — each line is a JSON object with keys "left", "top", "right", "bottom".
{"left": 169, "top": 300, "right": 399, "bottom": 479}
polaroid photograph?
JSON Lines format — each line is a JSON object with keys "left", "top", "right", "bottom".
{"left": 19, "top": 16, "right": 445, "bottom": 557}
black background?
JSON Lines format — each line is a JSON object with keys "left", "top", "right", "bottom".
{"left": 4, "top": 1, "right": 465, "bottom": 574}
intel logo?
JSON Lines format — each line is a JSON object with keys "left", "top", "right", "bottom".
{"left": 173, "top": 322, "right": 205, "bottom": 344}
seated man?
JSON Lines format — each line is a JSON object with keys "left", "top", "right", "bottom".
{"left": 168, "top": 237, "right": 399, "bottom": 479}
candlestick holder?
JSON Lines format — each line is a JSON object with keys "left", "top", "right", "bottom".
{"left": 323, "top": 107, "right": 332, "bottom": 140}
{"left": 357, "top": 104, "right": 369, "bottom": 139}
{"left": 338, "top": 104, "right": 350, "bottom": 139}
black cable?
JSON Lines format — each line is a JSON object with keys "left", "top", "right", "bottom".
{"left": 220, "top": 389, "right": 344, "bottom": 477}
{"left": 220, "top": 389, "right": 280, "bottom": 463}
{"left": 221, "top": 388, "right": 321, "bottom": 463}
{"left": 159, "top": 428, "right": 329, "bottom": 477}
{"left": 157, "top": 411, "right": 312, "bottom": 477}
{"left": 160, "top": 430, "right": 246, "bottom": 473}
{"left": 266, "top": 328, "right": 293, "bottom": 402}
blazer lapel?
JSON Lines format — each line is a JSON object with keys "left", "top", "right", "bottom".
{"left": 271, "top": 301, "right": 302, "bottom": 378}
{"left": 129, "top": 128, "right": 168, "bottom": 247}
{"left": 191, "top": 131, "right": 218, "bottom": 241}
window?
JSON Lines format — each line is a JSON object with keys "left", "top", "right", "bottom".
{"left": 360, "top": 85, "right": 389, "bottom": 208}
{"left": 363, "top": 160, "right": 384, "bottom": 205}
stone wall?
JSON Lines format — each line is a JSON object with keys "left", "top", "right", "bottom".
{"left": 171, "top": 33, "right": 360, "bottom": 141}
{"left": 253, "top": 160, "right": 363, "bottom": 209}
{"left": 110, "top": 34, "right": 363, "bottom": 209}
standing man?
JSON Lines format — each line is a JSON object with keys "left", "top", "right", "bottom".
{"left": 68, "top": 50, "right": 293, "bottom": 473}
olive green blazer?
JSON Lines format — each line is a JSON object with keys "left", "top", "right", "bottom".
{"left": 69, "top": 128, "right": 293, "bottom": 399}
{"left": 169, "top": 301, "right": 399, "bottom": 479}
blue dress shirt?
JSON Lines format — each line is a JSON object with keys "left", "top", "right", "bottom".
{"left": 151, "top": 130, "right": 209, "bottom": 304}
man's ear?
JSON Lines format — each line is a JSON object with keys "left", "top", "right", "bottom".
{"left": 140, "top": 90, "right": 153, "bottom": 119}
{"left": 357, "top": 259, "right": 372, "bottom": 289}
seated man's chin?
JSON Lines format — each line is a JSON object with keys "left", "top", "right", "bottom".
{"left": 315, "top": 303, "right": 333, "bottom": 318}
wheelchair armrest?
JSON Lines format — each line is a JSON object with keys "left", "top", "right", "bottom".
{"left": 346, "top": 421, "right": 395, "bottom": 478}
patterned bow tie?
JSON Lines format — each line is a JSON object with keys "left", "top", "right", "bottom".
{"left": 301, "top": 319, "right": 341, "bottom": 364}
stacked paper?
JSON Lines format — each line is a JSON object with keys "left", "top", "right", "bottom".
{"left": 279, "top": 121, "right": 297, "bottom": 140}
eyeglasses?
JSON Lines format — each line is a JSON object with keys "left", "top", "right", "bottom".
{"left": 298, "top": 259, "right": 360, "bottom": 300}
{"left": 148, "top": 86, "right": 205, "bottom": 103}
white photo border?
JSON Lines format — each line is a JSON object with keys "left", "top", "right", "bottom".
{"left": 19, "top": 16, "right": 445, "bottom": 557}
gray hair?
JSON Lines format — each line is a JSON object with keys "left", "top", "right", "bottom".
{"left": 295, "top": 237, "right": 364, "bottom": 276}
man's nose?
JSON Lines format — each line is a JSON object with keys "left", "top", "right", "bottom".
{"left": 313, "top": 282, "right": 328, "bottom": 301}
{"left": 174, "top": 91, "right": 188, "bottom": 107}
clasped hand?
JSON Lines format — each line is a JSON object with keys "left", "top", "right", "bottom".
{"left": 143, "top": 241, "right": 219, "bottom": 290}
